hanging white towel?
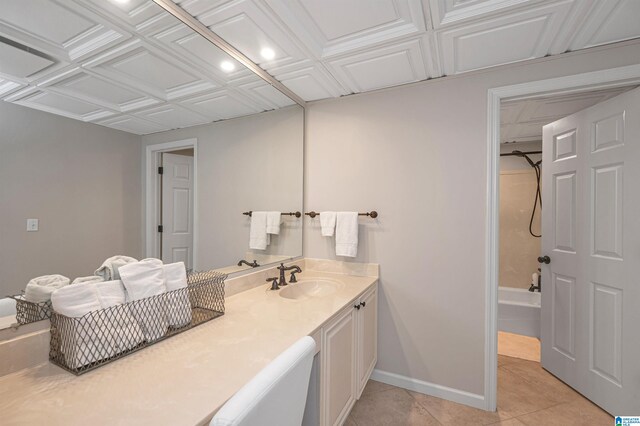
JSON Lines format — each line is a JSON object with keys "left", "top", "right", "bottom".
{"left": 335, "top": 212, "right": 359, "bottom": 258}
{"left": 249, "top": 212, "right": 269, "bottom": 250}
{"left": 72, "top": 276, "right": 104, "bottom": 285}
{"left": 25, "top": 275, "right": 70, "bottom": 303}
{"left": 320, "top": 212, "right": 337, "bottom": 237}
{"left": 266, "top": 211, "right": 282, "bottom": 235}
{"left": 51, "top": 280, "right": 145, "bottom": 369}
{"left": 164, "top": 262, "right": 191, "bottom": 327}
{"left": 94, "top": 255, "right": 138, "bottom": 281}
{"left": 119, "top": 258, "right": 168, "bottom": 342}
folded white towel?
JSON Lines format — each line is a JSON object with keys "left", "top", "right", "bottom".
{"left": 119, "top": 258, "right": 168, "bottom": 342}
{"left": 320, "top": 212, "right": 337, "bottom": 237}
{"left": 95, "top": 255, "right": 138, "bottom": 281}
{"left": 72, "top": 275, "right": 104, "bottom": 285}
{"left": 25, "top": 275, "right": 70, "bottom": 303}
{"left": 266, "top": 211, "right": 282, "bottom": 235}
{"left": 336, "top": 212, "right": 359, "bottom": 258}
{"left": 249, "top": 212, "right": 269, "bottom": 250}
{"left": 51, "top": 280, "right": 145, "bottom": 369}
{"left": 164, "top": 262, "right": 191, "bottom": 327}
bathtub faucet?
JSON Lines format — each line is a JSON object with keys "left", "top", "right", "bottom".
{"left": 529, "top": 269, "right": 542, "bottom": 292}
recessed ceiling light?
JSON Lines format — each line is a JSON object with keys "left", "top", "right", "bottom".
{"left": 260, "top": 47, "right": 275, "bottom": 60}
{"left": 112, "top": 0, "right": 129, "bottom": 4}
{"left": 220, "top": 61, "right": 235, "bottom": 72}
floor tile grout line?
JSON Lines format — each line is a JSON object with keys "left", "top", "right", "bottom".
{"left": 401, "top": 388, "right": 444, "bottom": 425}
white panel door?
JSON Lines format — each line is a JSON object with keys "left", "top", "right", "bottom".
{"left": 541, "top": 87, "right": 640, "bottom": 415}
{"left": 161, "top": 153, "right": 194, "bottom": 269}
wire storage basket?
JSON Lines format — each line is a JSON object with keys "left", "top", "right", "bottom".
{"left": 8, "top": 295, "right": 53, "bottom": 325}
{"left": 49, "top": 270, "right": 226, "bottom": 375}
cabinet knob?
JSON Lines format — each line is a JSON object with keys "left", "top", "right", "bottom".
{"left": 354, "top": 304, "right": 361, "bottom": 310}
{"left": 360, "top": 301, "right": 366, "bottom": 308}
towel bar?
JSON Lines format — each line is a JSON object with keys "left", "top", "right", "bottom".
{"left": 305, "top": 211, "right": 378, "bottom": 219}
{"left": 243, "top": 211, "right": 302, "bottom": 218}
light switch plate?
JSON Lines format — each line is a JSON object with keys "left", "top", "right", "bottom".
{"left": 27, "top": 218, "right": 39, "bottom": 231}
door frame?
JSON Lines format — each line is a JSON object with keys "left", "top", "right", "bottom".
{"left": 484, "top": 64, "right": 640, "bottom": 411}
{"left": 145, "top": 138, "right": 198, "bottom": 267}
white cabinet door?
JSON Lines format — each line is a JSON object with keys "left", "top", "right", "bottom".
{"left": 321, "top": 304, "right": 357, "bottom": 426}
{"left": 357, "top": 286, "right": 378, "bottom": 398}
{"left": 541, "top": 87, "right": 640, "bottom": 415}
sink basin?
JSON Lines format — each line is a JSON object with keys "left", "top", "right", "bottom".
{"left": 279, "top": 279, "right": 343, "bottom": 300}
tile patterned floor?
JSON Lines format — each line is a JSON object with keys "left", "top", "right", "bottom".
{"left": 346, "top": 355, "right": 613, "bottom": 425}
{"left": 498, "top": 331, "right": 540, "bottom": 362}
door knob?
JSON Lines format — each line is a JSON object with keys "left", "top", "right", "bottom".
{"left": 537, "top": 255, "right": 551, "bottom": 264}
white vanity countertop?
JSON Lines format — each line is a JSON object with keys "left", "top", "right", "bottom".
{"left": 0, "top": 270, "right": 377, "bottom": 426}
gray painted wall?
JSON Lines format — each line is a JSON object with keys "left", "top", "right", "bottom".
{"left": 0, "top": 102, "right": 142, "bottom": 295}
{"left": 142, "top": 106, "right": 304, "bottom": 271}
{"left": 303, "top": 40, "right": 640, "bottom": 397}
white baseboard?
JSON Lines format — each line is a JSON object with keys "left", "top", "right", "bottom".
{"left": 370, "top": 369, "right": 486, "bottom": 410}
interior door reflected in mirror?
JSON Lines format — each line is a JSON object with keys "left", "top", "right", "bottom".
{"left": 0, "top": 0, "right": 303, "bottom": 330}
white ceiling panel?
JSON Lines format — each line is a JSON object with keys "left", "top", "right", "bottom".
{"left": 179, "top": 89, "right": 262, "bottom": 121}
{"left": 10, "top": 90, "right": 114, "bottom": 122}
{"left": 327, "top": 38, "right": 429, "bottom": 92}
{"left": 0, "top": 0, "right": 129, "bottom": 63}
{"left": 42, "top": 70, "right": 159, "bottom": 112}
{"left": 135, "top": 103, "right": 210, "bottom": 128}
{"left": 265, "top": 0, "right": 427, "bottom": 59}
{"left": 84, "top": 40, "right": 216, "bottom": 101}
{"left": 500, "top": 86, "right": 635, "bottom": 143}
{"left": 0, "top": 40, "right": 54, "bottom": 78}
{"left": 570, "top": 0, "right": 640, "bottom": 50}
{"left": 150, "top": 23, "right": 250, "bottom": 83}
{"left": 237, "top": 80, "right": 298, "bottom": 109}
{"left": 178, "top": 0, "right": 307, "bottom": 71}
{"left": 438, "top": 1, "right": 574, "bottom": 74}
{"left": 98, "top": 114, "right": 171, "bottom": 134}
{"left": 0, "top": 77, "right": 24, "bottom": 98}
{"left": 430, "top": 0, "right": 535, "bottom": 28}
{"left": 272, "top": 62, "right": 348, "bottom": 101}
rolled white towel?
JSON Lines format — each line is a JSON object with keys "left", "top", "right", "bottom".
{"left": 25, "top": 275, "right": 70, "bottom": 303}
{"left": 94, "top": 255, "right": 138, "bottom": 281}
{"left": 51, "top": 283, "right": 101, "bottom": 317}
{"left": 51, "top": 280, "right": 144, "bottom": 369}
{"left": 72, "top": 275, "right": 104, "bottom": 285}
{"left": 164, "top": 262, "right": 191, "bottom": 327}
{"left": 119, "top": 258, "right": 168, "bottom": 342}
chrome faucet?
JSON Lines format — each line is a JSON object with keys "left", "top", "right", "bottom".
{"left": 237, "top": 259, "right": 259, "bottom": 268}
{"left": 277, "top": 263, "right": 301, "bottom": 286}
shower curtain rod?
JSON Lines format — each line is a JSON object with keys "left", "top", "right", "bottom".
{"left": 499, "top": 150, "right": 542, "bottom": 157}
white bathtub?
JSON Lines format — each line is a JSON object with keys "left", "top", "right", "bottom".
{"left": 498, "top": 287, "right": 541, "bottom": 338}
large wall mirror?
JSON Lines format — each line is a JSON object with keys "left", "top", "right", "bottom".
{"left": 0, "top": 0, "right": 303, "bottom": 330}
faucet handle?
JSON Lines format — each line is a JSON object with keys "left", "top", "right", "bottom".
{"left": 266, "top": 277, "right": 279, "bottom": 290}
{"left": 289, "top": 271, "right": 299, "bottom": 283}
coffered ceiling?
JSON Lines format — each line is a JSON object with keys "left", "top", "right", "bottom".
{"left": 500, "top": 85, "right": 635, "bottom": 144}
{"left": 175, "top": 0, "right": 640, "bottom": 100}
{"left": 1, "top": 0, "right": 639, "bottom": 135}
{"left": 0, "top": 0, "right": 295, "bottom": 135}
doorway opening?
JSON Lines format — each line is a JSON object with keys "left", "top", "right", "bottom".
{"left": 485, "top": 64, "right": 640, "bottom": 414}
{"left": 145, "top": 138, "right": 197, "bottom": 271}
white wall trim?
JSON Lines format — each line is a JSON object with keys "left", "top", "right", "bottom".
{"left": 145, "top": 138, "right": 198, "bottom": 268}
{"left": 484, "top": 63, "right": 640, "bottom": 411}
{"left": 371, "top": 369, "right": 485, "bottom": 410}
